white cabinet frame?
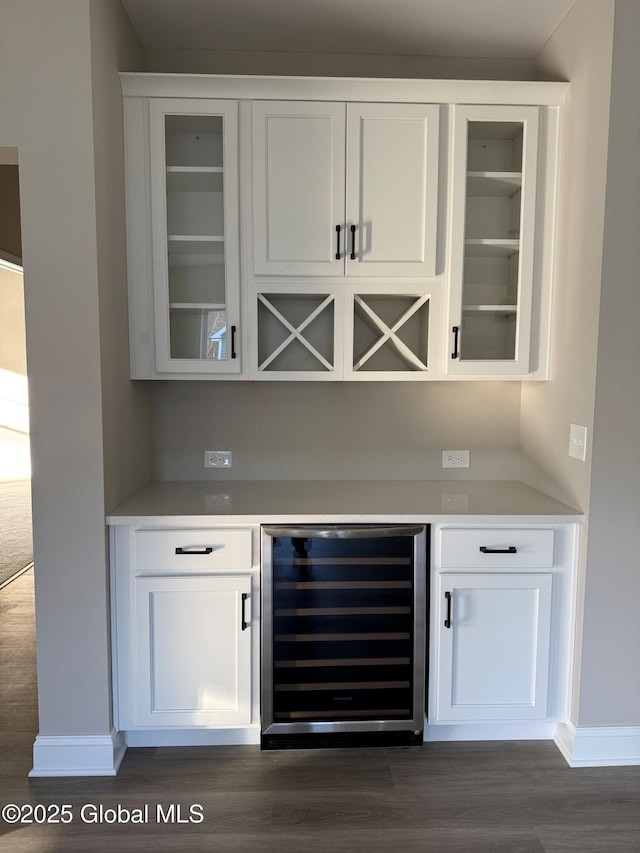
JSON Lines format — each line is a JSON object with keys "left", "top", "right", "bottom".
{"left": 446, "top": 105, "right": 540, "bottom": 376}
{"left": 149, "top": 98, "right": 242, "bottom": 374}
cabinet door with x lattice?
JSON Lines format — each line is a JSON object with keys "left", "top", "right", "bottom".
{"left": 248, "top": 282, "right": 441, "bottom": 380}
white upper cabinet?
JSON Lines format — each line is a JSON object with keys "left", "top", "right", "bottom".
{"left": 251, "top": 102, "right": 345, "bottom": 277}
{"left": 150, "top": 99, "right": 241, "bottom": 374}
{"left": 345, "top": 104, "right": 439, "bottom": 277}
{"left": 121, "top": 75, "right": 565, "bottom": 381}
{"left": 251, "top": 101, "right": 440, "bottom": 278}
{"left": 446, "top": 105, "right": 540, "bottom": 376}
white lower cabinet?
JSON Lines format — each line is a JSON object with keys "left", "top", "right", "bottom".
{"left": 434, "top": 572, "right": 552, "bottom": 721}
{"left": 132, "top": 574, "right": 252, "bottom": 727}
{"left": 111, "top": 525, "right": 259, "bottom": 736}
{"left": 429, "top": 523, "right": 578, "bottom": 733}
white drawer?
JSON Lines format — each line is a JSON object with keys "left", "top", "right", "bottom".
{"left": 134, "top": 528, "right": 253, "bottom": 573}
{"left": 439, "top": 528, "right": 555, "bottom": 569}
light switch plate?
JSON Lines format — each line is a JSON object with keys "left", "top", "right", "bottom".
{"left": 568, "top": 423, "right": 587, "bottom": 461}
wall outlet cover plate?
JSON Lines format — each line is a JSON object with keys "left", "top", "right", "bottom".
{"left": 442, "top": 450, "right": 470, "bottom": 468}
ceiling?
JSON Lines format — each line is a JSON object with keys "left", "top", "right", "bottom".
{"left": 120, "top": 0, "right": 577, "bottom": 60}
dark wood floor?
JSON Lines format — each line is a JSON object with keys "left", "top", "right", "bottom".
{"left": 1, "top": 570, "right": 639, "bottom": 852}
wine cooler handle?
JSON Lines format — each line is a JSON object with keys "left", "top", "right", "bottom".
{"left": 231, "top": 325, "right": 237, "bottom": 359}
{"left": 444, "top": 591, "right": 452, "bottom": 629}
{"left": 262, "top": 525, "right": 424, "bottom": 539}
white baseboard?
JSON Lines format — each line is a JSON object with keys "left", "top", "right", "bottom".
{"left": 29, "top": 730, "right": 126, "bottom": 777}
{"left": 424, "top": 721, "right": 557, "bottom": 742}
{"left": 554, "top": 722, "right": 640, "bottom": 767}
{"left": 125, "top": 726, "right": 261, "bottom": 747}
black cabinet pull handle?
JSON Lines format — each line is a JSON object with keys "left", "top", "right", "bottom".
{"left": 231, "top": 324, "right": 237, "bottom": 359}
{"left": 350, "top": 224, "right": 356, "bottom": 260}
{"left": 479, "top": 546, "right": 518, "bottom": 554}
{"left": 335, "top": 224, "right": 342, "bottom": 260}
{"left": 175, "top": 546, "right": 214, "bottom": 555}
{"left": 444, "top": 591, "right": 452, "bottom": 629}
{"left": 451, "top": 326, "right": 460, "bottom": 359}
{"left": 241, "top": 593, "right": 249, "bottom": 631}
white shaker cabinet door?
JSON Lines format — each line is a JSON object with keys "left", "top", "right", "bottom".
{"left": 345, "top": 103, "right": 439, "bottom": 277}
{"left": 251, "top": 101, "right": 346, "bottom": 276}
{"left": 435, "top": 572, "right": 552, "bottom": 721}
{"left": 132, "top": 574, "right": 252, "bottom": 727}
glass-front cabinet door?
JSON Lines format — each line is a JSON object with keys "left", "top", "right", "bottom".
{"left": 447, "top": 105, "right": 539, "bottom": 376}
{"left": 149, "top": 99, "right": 241, "bottom": 373}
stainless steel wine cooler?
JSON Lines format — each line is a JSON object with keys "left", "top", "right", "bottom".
{"left": 261, "top": 524, "right": 427, "bottom": 748}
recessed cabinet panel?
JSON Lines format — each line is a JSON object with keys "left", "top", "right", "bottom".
{"left": 346, "top": 104, "right": 439, "bottom": 276}
{"left": 133, "top": 574, "right": 252, "bottom": 727}
{"left": 149, "top": 99, "right": 241, "bottom": 374}
{"left": 251, "top": 102, "right": 345, "bottom": 276}
{"left": 448, "top": 106, "right": 539, "bottom": 376}
{"left": 435, "top": 572, "right": 552, "bottom": 721}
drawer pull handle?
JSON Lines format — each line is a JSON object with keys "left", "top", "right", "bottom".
{"left": 479, "top": 546, "right": 517, "bottom": 554}
{"left": 444, "top": 591, "right": 452, "bottom": 629}
{"left": 241, "top": 593, "right": 250, "bottom": 631}
{"left": 175, "top": 546, "right": 214, "bottom": 555}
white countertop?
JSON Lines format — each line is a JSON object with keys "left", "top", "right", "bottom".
{"left": 106, "top": 480, "right": 584, "bottom": 525}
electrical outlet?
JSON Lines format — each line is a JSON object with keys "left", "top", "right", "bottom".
{"left": 442, "top": 450, "right": 470, "bottom": 468}
{"left": 204, "top": 450, "right": 232, "bottom": 468}
{"left": 568, "top": 424, "right": 587, "bottom": 461}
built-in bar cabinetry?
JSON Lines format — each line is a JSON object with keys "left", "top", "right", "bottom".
{"left": 108, "top": 483, "right": 581, "bottom": 749}
{"left": 121, "top": 75, "right": 566, "bottom": 380}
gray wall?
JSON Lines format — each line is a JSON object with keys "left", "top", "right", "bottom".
{"left": 524, "top": 0, "right": 640, "bottom": 728}
{"left": 152, "top": 381, "right": 522, "bottom": 482}
{"left": 90, "top": 0, "right": 151, "bottom": 513}
{"left": 143, "top": 47, "right": 536, "bottom": 81}
{"left": 577, "top": 0, "right": 640, "bottom": 727}
{"left": 0, "top": 0, "right": 146, "bottom": 738}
